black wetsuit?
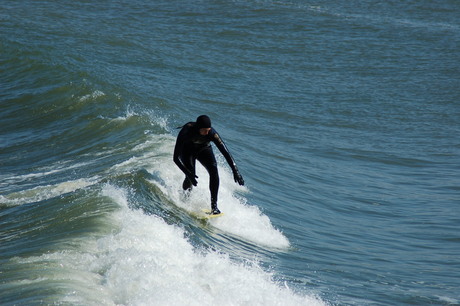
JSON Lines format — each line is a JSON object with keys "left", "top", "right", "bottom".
{"left": 173, "top": 122, "right": 243, "bottom": 209}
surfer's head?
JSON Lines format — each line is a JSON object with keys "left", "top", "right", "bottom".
{"left": 196, "top": 115, "right": 211, "bottom": 129}
{"left": 196, "top": 115, "right": 212, "bottom": 135}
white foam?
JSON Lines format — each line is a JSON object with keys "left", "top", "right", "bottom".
{"left": 97, "top": 105, "right": 169, "bottom": 131}
{"left": 81, "top": 184, "right": 324, "bottom": 305}
{"left": 10, "top": 184, "right": 324, "bottom": 305}
{"left": 0, "top": 177, "right": 99, "bottom": 206}
{"left": 436, "top": 295, "right": 459, "bottom": 305}
{"left": 0, "top": 160, "right": 94, "bottom": 188}
{"left": 78, "top": 90, "right": 105, "bottom": 102}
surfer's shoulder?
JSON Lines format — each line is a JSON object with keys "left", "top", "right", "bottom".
{"left": 177, "top": 122, "right": 195, "bottom": 129}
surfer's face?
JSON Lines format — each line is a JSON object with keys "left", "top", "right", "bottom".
{"left": 199, "top": 128, "right": 211, "bottom": 135}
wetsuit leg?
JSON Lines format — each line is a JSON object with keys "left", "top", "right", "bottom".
{"left": 196, "top": 146, "right": 219, "bottom": 208}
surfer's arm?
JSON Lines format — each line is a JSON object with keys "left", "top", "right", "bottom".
{"left": 173, "top": 146, "right": 188, "bottom": 175}
{"left": 173, "top": 128, "right": 198, "bottom": 185}
{"left": 211, "top": 131, "right": 244, "bottom": 186}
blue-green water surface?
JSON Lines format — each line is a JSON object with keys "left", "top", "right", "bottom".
{"left": 1, "top": 0, "right": 459, "bottom": 305}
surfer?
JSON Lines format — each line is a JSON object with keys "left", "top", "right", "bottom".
{"left": 173, "top": 115, "right": 244, "bottom": 215}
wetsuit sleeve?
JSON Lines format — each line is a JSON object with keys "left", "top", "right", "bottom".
{"left": 173, "top": 126, "right": 194, "bottom": 178}
{"left": 211, "top": 130, "right": 244, "bottom": 185}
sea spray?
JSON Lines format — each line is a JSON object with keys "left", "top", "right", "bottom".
{"left": 144, "top": 134, "right": 291, "bottom": 249}
{"left": 93, "top": 184, "right": 324, "bottom": 305}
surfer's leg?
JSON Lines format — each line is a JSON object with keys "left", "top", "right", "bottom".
{"left": 197, "top": 147, "right": 220, "bottom": 213}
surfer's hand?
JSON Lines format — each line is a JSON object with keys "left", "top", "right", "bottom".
{"left": 191, "top": 177, "right": 198, "bottom": 186}
{"left": 188, "top": 174, "right": 198, "bottom": 186}
{"left": 233, "top": 171, "right": 244, "bottom": 186}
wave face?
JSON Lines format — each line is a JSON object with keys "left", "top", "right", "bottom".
{"left": 1, "top": 100, "right": 314, "bottom": 304}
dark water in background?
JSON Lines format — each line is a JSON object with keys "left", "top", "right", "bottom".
{"left": 1, "top": 0, "right": 459, "bottom": 305}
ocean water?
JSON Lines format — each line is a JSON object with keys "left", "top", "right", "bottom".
{"left": 1, "top": 0, "right": 459, "bottom": 305}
